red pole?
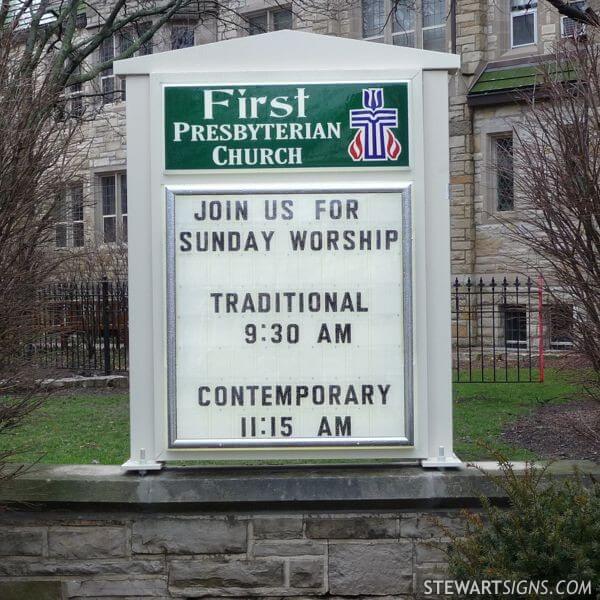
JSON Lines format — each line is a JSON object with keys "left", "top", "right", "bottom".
{"left": 538, "top": 275, "right": 545, "bottom": 383}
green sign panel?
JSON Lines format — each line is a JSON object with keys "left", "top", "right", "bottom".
{"left": 164, "top": 82, "right": 409, "bottom": 170}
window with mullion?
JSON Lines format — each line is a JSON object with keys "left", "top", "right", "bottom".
{"left": 510, "top": 0, "right": 537, "bottom": 47}
{"left": 7, "top": 0, "right": 56, "bottom": 29}
{"left": 273, "top": 8, "right": 292, "bottom": 30}
{"left": 392, "top": 2, "right": 415, "bottom": 46}
{"left": 561, "top": 1, "right": 586, "bottom": 37}
{"left": 71, "top": 184, "right": 85, "bottom": 247}
{"left": 119, "top": 29, "right": 135, "bottom": 56}
{"left": 101, "top": 176, "right": 117, "bottom": 243}
{"left": 362, "top": 0, "right": 385, "bottom": 40}
{"left": 362, "top": 0, "right": 447, "bottom": 49}
{"left": 55, "top": 184, "right": 85, "bottom": 248}
{"left": 503, "top": 306, "right": 528, "bottom": 349}
{"left": 99, "top": 36, "right": 117, "bottom": 104}
{"left": 55, "top": 194, "right": 68, "bottom": 248}
{"left": 68, "top": 81, "right": 84, "bottom": 117}
{"left": 548, "top": 303, "right": 574, "bottom": 349}
{"left": 119, "top": 23, "right": 154, "bottom": 57}
{"left": 422, "top": 0, "right": 446, "bottom": 51}
{"left": 120, "top": 174, "right": 128, "bottom": 243}
{"left": 171, "top": 24, "right": 194, "bottom": 49}
{"left": 248, "top": 12, "right": 268, "bottom": 35}
{"left": 494, "top": 135, "right": 515, "bottom": 212}
{"left": 100, "top": 174, "right": 127, "bottom": 244}
{"left": 139, "top": 22, "right": 154, "bottom": 55}
{"left": 247, "top": 8, "right": 293, "bottom": 35}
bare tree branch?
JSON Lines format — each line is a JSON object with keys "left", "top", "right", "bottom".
{"left": 499, "top": 35, "right": 600, "bottom": 385}
{"left": 543, "top": 0, "right": 600, "bottom": 27}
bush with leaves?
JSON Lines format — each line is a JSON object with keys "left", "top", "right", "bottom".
{"left": 446, "top": 456, "right": 600, "bottom": 596}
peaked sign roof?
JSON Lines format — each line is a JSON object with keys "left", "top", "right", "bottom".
{"left": 114, "top": 30, "right": 460, "bottom": 75}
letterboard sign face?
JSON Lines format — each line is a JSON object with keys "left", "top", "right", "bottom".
{"left": 164, "top": 83, "right": 410, "bottom": 170}
{"left": 167, "top": 189, "right": 413, "bottom": 448}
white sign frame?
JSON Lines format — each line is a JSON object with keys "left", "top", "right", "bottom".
{"left": 115, "top": 31, "right": 463, "bottom": 470}
{"left": 165, "top": 186, "right": 414, "bottom": 449}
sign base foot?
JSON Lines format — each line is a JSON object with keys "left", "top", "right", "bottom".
{"left": 421, "top": 448, "right": 464, "bottom": 469}
{"left": 121, "top": 458, "right": 164, "bottom": 475}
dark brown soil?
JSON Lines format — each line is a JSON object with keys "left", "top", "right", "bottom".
{"left": 502, "top": 399, "right": 600, "bottom": 462}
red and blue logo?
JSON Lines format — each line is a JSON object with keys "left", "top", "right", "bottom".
{"left": 348, "top": 88, "right": 402, "bottom": 162}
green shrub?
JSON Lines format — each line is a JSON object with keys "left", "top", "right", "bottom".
{"left": 446, "top": 455, "right": 600, "bottom": 597}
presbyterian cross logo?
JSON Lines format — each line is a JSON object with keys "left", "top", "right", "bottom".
{"left": 348, "top": 88, "right": 402, "bottom": 162}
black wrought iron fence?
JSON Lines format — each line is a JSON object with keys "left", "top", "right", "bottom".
{"left": 36, "top": 278, "right": 128, "bottom": 374}
{"left": 452, "top": 277, "right": 546, "bottom": 383}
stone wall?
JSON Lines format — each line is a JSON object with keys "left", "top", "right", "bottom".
{"left": 0, "top": 508, "right": 460, "bottom": 598}
{"left": 0, "top": 462, "right": 596, "bottom": 600}
{"left": 447, "top": 0, "right": 488, "bottom": 276}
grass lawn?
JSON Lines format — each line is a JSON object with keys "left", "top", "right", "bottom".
{"left": 454, "top": 370, "right": 581, "bottom": 461}
{"left": 0, "top": 392, "right": 129, "bottom": 465}
{"left": 0, "top": 370, "right": 583, "bottom": 465}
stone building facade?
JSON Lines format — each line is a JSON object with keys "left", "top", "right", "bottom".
{"left": 62, "top": 0, "right": 585, "bottom": 350}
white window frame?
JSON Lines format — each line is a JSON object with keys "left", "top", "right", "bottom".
{"left": 55, "top": 185, "right": 85, "bottom": 249}
{"left": 510, "top": 6, "right": 538, "bottom": 48}
{"left": 99, "top": 173, "right": 127, "bottom": 244}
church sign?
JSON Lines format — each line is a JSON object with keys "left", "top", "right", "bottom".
{"left": 115, "top": 31, "right": 462, "bottom": 471}
{"left": 164, "top": 83, "right": 410, "bottom": 170}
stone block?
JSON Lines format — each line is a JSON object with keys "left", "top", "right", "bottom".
{"left": 0, "top": 528, "right": 44, "bottom": 556}
{"left": 541, "top": 23, "right": 556, "bottom": 35}
{"left": 132, "top": 517, "right": 246, "bottom": 554}
{"left": 328, "top": 541, "right": 413, "bottom": 595}
{"left": 305, "top": 516, "right": 397, "bottom": 539}
{"left": 0, "top": 581, "right": 64, "bottom": 600}
{"left": 450, "top": 120, "right": 471, "bottom": 136}
{"left": 253, "top": 539, "right": 326, "bottom": 557}
{"left": 401, "top": 513, "right": 465, "bottom": 539}
{"left": 451, "top": 175, "right": 473, "bottom": 185}
{"left": 415, "top": 565, "right": 449, "bottom": 599}
{"left": 415, "top": 540, "right": 448, "bottom": 564}
{"left": 48, "top": 526, "right": 126, "bottom": 559}
{"left": 252, "top": 516, "right": 303, "bottom": 539}
{"left": 65, "top": 577, "right": 168, "bottom": 597}
{"left": 289, "top": 557, "right": 325, "bottom": 589}
{"left": 449, "top": 135, "right": 466, "bottom": 148}
{"left": 0, "top": 559, "right": 164, "bottom": 577}
{"left": 169, "top": 558, "right": 284, "bottom": 589}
